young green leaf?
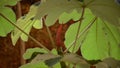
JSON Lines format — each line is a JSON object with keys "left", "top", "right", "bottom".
{"left": 35, "top": 0, "right": 82, "bottom": 26}
{"left": 11, "top": 3, "right": 43, "bottom": 45}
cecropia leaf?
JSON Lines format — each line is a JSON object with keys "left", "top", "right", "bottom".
{"left": 65, "top": 8, "right": 120, "bottom": 60}
{"left": 81, "top": 18, "right": 120, "bottom": 60}
{"left": 35, "top": 0, "right": 82, "bottom": 26}
{"left": 84, "top": 0, "right": 120, "bottom": 26}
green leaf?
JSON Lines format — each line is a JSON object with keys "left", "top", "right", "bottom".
{"left": 20, "top": 57, "right": 61, "bottom": 68}
{"left": 0, "top": 7, "right": 16, "bottom": 37}
{"left": 31, "top": 53, "right": 61, "bottom": 63}
{"left": 0, "top": 0, "right": 19, "bottom": 37}
{"left": 35, "top": 0, "right": 82, "bottom": 26}
{"left": 0, "top": 0, "right": 19, "bottom": 6}
{"left": 65, "top": 8, "right": 120, "bottom": 60}
{"left": 11, "top": 3, "right": 43, "bottom": 45}
{"left": 85, "top": 0, "right": 120, "bottom": 26}
{"left": 23, "top": 47, "right": 47, "bottom": 60}
{"left": 81, "top": 18, "right": 120, "bottom": 60}
{"left": 11, "top": 17, "right": 34, "bottom": 45}
{"left": 22, "top": 48, "right": 61, "bottom": 68}
{"left": 31, "top": 54, "right": 62, "bottom": 68}
{"left": 33, "top": 19, "right": 43, "bottom": 29}
{"left": 65, "top": 9, "right": 95, "bottom": 53}
{"left": 19, "top": 62, "right": 48, "bottom": 68}
{"left": 59, "top": 9, "right": 81, "bottom": 24}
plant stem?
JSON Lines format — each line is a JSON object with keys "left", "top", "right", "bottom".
{"left": 16, "top": 1, "right": 26, "bottom": 65}
{"left": 0, "top": 13, "right": 51, "bottom": 54}
{"left": 43, "top": 18, "right": 56, "bottom": 49}
{"left": 72, "top": 7, "right": 85, "bottom": 53}
{"left": 16, "top": 2, "right": 22, "bottom": 19}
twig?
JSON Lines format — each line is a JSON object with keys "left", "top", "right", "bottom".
{"left": 72, "top": 7, "right": 85, "bottom": 53}
{"left": 43, "top": 18, "right": 56, "bottom": 49}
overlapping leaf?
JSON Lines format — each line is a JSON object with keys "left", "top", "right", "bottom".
{"left": 11, "top": 3, "right": 43, "bottom": 45}
{"left": 65, "top": 9, "right": 120, "bottom": 60}
{"left": 0, "top": 0, "right": 19, "bottom": 6}
{"left": 21, "top": 47, "right": 61, "bottom": 68}
{"left": 35, "top": 0, "right": 82, "bottom": 26}
{"left": 85, "top": 0, "right": 120, "bottom": 26}
{"left": 23, "top": 47, "right": 48, "bottom": 60}
{"left": 59, "top": 9, "right": 81, "bottom": 24}
{"left": 0, "top": 0, "right": 19, "bottom": 37}
{"left": 81, "top": 18, "right": 120, "bottom": 60}
{"left": 65, "top": 9, "right": 95, "bottom": 53}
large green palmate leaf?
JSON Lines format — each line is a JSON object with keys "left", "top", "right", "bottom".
{"left": 11, "top": 2, "right": 43, "bottom": 45}
{"left": 35, "top": 0, "right": 82, "bottom": 26}
{"left": 0, "top": 0, "right": 19, "bottom": 37}
{"left": 84, "top": 0, "right": 120, "bottom": 26}
{"left": 81, "top": 18, "right": 120, "bottom": 60}
{"left": 65, "top": 8, "right": 120, "bottom": 60}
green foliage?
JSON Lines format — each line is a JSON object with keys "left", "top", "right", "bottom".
{"left": 0, "top": 0, "right": 19, "bottom": 6}
{"left": 81, "top": 18, "right": 120, "bottom": 60}
{"left": 65, "top": 8, "right": 120, "bottom": 60}
{"left": 59, "top": 9, "right": 81, "bottom": 24}
{"left": 23, "top": 47, "right": 47, "bottom": 60}
{"left": 21, "top": 47, "right": 88, "bottom": 68}
{"left": 35, "top": 0, "right": 82, "bottom": 26}
{"left": 21, "top": 48, "right": 62, "bottom": 68}
{"left": 65, "top": 9, "right": 95, "bottom": 53}
{"left": 1, "top": 0, "right": 120, "bottom": 68}
{"left": 11, "top": 3, "right": 43, "bottom": 45}
{"left": 19, "top": 62, "right": 48, "bottom": 68}
{"left": 86, "top": 0, "right": 120, "bottom": 26}
{"left": 0, "top": 0, "right": 19, "bottom": 37}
